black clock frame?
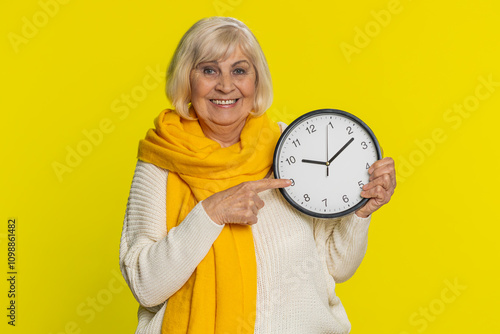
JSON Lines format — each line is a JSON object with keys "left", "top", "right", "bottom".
{"left": 273, "top": 108, "right": 382, "bottom": 219}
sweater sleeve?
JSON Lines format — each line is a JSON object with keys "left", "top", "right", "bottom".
{"left": 119, "top": 160, "right": 224, "bottom": 308}
{"left": 313, "top": 213, "right": 371, "bottom": 283}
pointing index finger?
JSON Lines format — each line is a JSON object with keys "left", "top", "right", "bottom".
{"left": 251, "top": 178, "right": 292, "bottom": 193}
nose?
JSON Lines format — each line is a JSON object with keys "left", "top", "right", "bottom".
{"left": 215, "top": 72, "right": 235, "bottom": 93}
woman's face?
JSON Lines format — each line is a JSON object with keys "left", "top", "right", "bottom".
{"left": 190, "top": 46, "right": 256, "bottom": 137}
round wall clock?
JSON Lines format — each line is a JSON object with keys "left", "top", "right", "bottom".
{"left": 273, "top": 109, "right": 382, "bottom": 219}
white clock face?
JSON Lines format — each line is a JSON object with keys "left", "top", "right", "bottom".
{"left": 274, "top": 109, "right": 381, "bottom": 218}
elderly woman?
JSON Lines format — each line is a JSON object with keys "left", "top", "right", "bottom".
{"left": 119, "top": 17, "right": 396, "bottom": 334}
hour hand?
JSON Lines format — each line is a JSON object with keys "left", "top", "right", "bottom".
{"left": 302, "top": 159, "right": 326, "bottom": 166}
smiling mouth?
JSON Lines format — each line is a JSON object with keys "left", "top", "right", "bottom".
{"left": 210, "top": 99, "right": 239, "bottom": 105}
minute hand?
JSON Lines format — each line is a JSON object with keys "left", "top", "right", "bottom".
{"left": 328, "top": 137, "right": 354, "bottom": 164}
{"left": 302, "top": 159, "right": 326, "bottom": 165}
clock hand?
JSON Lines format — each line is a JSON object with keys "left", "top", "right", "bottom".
{"left": 328, "top": 137, "right": 354, "bottom": 164}
{"left": 301, "top": 159, "right": 327, "bottom": 166}
{"left": 326, "top": 124, "right": 329, "bottom": 177}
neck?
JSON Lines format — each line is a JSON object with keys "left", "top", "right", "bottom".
{"left": 199, "top": 120, "right": 246, "bottom": 148}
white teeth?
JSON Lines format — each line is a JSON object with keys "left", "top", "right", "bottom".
{"left": 211, "top": 99, "right": 237, "bottom": 105}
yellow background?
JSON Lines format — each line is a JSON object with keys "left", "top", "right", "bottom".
{"left": 2, "top": 0, "right": 499, "bottom": 333}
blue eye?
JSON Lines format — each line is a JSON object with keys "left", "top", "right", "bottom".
{"left": 234, "top": 68, "right": 246, "bottom": 75}
{"left": 203, "top": 67, "right": 216, "bottom": 75}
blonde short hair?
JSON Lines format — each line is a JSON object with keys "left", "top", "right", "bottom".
{"left": 166, "top": 17, "right": 273, "bottom": 119}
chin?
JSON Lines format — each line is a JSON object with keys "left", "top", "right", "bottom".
{"left": 211, "top": 111, "right": 250, "bottom": 125}
{"left": 212, "top": 117, "right": 246, "bottom": 127}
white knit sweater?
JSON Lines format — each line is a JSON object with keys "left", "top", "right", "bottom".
{"left": 119, "top": 160, "right": 371, "bottom": 334}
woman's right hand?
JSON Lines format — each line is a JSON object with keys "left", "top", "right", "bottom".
{"left": 202, "top": 178, "right": 291, "bottom": 225}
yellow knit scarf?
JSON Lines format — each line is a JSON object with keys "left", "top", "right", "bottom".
{"left": 137, "top": 109, "right": 280, "bottom": 334}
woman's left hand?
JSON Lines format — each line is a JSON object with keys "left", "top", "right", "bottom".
{"left": 355, "top": 157, "right": 396, "bottom": 218}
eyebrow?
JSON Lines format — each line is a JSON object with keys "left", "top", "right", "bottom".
{"left": 231, "top": 60, "right": 250, "bottom": 67}
{"left": 198, "top": 60, "right": 250, "bottom": 67}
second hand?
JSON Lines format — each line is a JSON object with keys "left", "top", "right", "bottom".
{"left": 326, "top": 124, "right": 329, "bottom": 177}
